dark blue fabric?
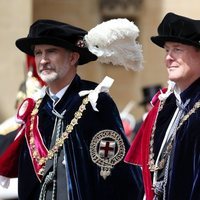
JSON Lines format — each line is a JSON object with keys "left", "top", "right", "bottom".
{"left": 0, "top": 130, "right": 17, "bottom": 155}
{"left": 153, "top": 78, "right": 200, "bottom": 200}
{"left": 18, "top": 75, "right": 143, "bottom": 200}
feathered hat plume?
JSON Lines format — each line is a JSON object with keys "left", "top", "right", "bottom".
{"left": 84, "top": 18, "right": 144, "bottom": 71}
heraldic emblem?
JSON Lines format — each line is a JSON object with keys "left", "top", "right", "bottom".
{"left": 90, "top": 129, "right": 125, "bottom": 179}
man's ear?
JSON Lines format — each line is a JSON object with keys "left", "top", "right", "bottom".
{"left": 70, "top": 52, "right": 80, "bottom": 65}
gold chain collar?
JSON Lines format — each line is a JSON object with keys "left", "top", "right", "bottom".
{"left": 29, "top": 97, "right": 89, "bottom": 176}
{"left": 148, "top": 99, "right": 200, "bottom": 172}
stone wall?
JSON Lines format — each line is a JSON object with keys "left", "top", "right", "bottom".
{"left": 0, "top": 0, "right": 32, "bottom": 121}
{"left": 0, "top": 0, "right": 200, "bottom": 122}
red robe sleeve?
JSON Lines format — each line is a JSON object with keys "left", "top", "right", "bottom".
{"left": 0, "top": 98, "right": 35, "bottom": 178}
{"left": 0, "top": 127, "right": 25, "bottom": 177}
{"left": 124, "top": 88, "right": 166, "bottom": 200}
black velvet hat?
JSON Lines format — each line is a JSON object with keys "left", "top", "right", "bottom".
{"left": 15, "top": 19, "right": 97, "bottom": 65}
{"left": 140, "top": 84, "right": 161, "bottom": 105}
{"left": 151, "top": 12, "right": 200, "bottom": 48}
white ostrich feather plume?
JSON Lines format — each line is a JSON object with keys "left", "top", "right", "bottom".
{"left": 84, "top": 18, "right": 144, "bottom": 71}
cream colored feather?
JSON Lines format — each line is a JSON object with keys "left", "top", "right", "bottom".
{"left": 84, "top": 18, "right": 143, "bottom": 71}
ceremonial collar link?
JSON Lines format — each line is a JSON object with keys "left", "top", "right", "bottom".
{"left": 29, "top": 96, "right": 89, "bottom": 176}
{"left": 148, "top": 99, "right": 200, "bottom": 172}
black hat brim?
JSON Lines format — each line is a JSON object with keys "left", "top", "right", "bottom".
{"left": 151, "top": 36, "right": 200, "bottom": 49}
{"left": 16, "top": 37, "right": 97, "bottom": 65}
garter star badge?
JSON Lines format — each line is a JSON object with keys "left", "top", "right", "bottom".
{"left": 90, "top": 129, "right": 125, "bottom": 179}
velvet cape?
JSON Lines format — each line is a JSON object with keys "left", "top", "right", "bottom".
{"left": 125, "top": 78, "right": 200, "bottom": 200}
{"left": 0, "top": 75, "right": 143, "bottom": 200}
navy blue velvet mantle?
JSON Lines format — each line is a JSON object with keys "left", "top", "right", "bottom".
{"left": 18, "top": 75, "right": 143, "bottom": 200}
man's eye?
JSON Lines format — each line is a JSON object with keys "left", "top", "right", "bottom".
{"left": 34, "top": 51, "right": 41, "bottom": 56}
{"left": 174, "top": 48, "right": 182, "bottom": 52}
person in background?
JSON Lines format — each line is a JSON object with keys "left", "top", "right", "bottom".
{"left": 0, "top": 19, "right": 144, "bottom": 199}
{"left": 0, "top": 55, "right": 44, "bottom": 155}
{"left": 131, "top": 84, "right": 162, "bottom": 140}
{"left": 125, "top": 12, "right": 200, "bottom": 200}
{"left": 0, "top": 55, "right": 44, "bottom": 200}
{"left": 120, "top": 101, "right": 136, "bottom": 143}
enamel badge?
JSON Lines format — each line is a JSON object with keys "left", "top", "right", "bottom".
{"left": 90, "top": 129, "right": 125, "bottom": 179}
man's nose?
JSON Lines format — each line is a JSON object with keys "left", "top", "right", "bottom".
{"left": 40, "top": 54, "right": 49, "bottom": 64}
{"left": 165, "top": 52, "right": 173, "bottom": 61}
